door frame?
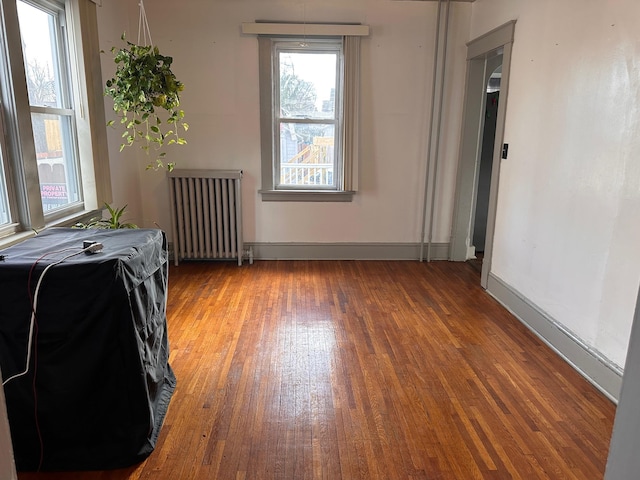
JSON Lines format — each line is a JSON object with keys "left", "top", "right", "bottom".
{"left": 450, "top": 21, "right": 516, "bottom": 288}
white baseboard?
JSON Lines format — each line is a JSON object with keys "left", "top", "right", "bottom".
{"left": 245, "top": 242, "right": 450, "bottom": 261}
{"left": 487, "top": 272, "right": 622, "bottom": 403}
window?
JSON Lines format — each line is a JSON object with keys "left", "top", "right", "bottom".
{"left": 275, "top": 41, "right": 342, "bottom": 191}
{"left": 0, "top": 136, "right": 10, "bottom": 227}
{"left": 248, "top": 23, "right": 368, "bottom": 202}
{"left": 0, "top": 0, "right": 110, "bottom": 240}
{"left": 18, "top": 0, "right": 81, "bottom": 215}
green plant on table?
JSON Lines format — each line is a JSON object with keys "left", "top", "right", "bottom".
{"left": 74, "top": 203, "right": 138, "bottom": 229}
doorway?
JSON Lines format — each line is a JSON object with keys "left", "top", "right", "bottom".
{"left": 449, "top": 21, "right": 515, "bottom": 288}
{"left": 471, "top": 60, "right": 501, "bottom": 257}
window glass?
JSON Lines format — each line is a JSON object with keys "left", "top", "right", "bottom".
{"left": 0, "top": 50, "right": 13, "bottom": 227}
{"left": 275, "top": 46, "right": 340, "bottom": 189}
{"left": 258, "top": 33, "right": 360, "bottom": 201}
{"left": 17, "top": 0, "right": 82, "bottom": 214}
{"left": 0, "top": 149, "right": 9, "bottom": 226}
{"left": 279, "top": 52, "right": 336, "bottom": 119}
{"left": 279, "top": 123, "right": 334, "bottom": 187}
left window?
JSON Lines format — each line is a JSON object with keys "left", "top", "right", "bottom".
{"left": 0, "top": 0, "right": 110, "bottom": 240}
{"left": 18, "top": 0, "right": 81, "bottom": 215}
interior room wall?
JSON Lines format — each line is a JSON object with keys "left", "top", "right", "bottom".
{"left": 95, "top": 0, "right": 640, "bottom": 392}
{"left": 96, "top": 0, "right": 146, "bottom": 225}
{"left": 469, "top": 0, "right": 640, "bottom": 369}
{"left": 96, "top": 0, "right": 471, "bottom": 246}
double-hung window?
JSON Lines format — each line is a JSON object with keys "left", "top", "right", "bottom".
{"left": 275, "top": 40, "right": 342, "bottom": 191}
{"left": 246, "top": 22, "right": 368, "bottom": 202}
{"left": 0, "top": 0, "right": 110, "bottom": 241}
{"left": 18, "top": 0, "right": 81, "bottom": 215}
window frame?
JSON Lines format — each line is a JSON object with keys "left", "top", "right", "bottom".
{"left": 273, "top": 39, "right": 343, "bottom": 192}
{"left": 20, "top": 0, "right": 84, "bottom": 219}
{"left": 0, "top": 0, "right": 111, "bottom": 243}
{"left": 0, "top": 113, "right": 13, "bottom": 234}
{"left": 256, "top": 31, "right": 363, "bottom": 203}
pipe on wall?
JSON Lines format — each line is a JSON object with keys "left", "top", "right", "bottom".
{"left": 420, "top": 0, "right": 451, "bottom": 262}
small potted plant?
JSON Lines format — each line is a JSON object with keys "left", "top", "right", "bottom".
{"left": 74, "top": 203, "right": 138, "bottom": 229}
{"left": 104, "top": 34, "right": 188, "bottom": 171}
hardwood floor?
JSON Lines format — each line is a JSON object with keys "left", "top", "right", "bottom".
{"left": 18, "top": 260, "right": 615, "bottom": 479}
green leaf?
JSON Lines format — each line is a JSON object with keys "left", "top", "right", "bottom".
{"left": 105, "top": 36, "right": 187, "bottom": 167}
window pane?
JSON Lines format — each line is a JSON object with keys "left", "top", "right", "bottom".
{"left": 18, "top": 0, "right": 82, "bottom": 214}
{"left": 33, "top": 113, "right": 80, "bottom": 212}
{"left": 279, "top": 52, "right": 337, "bottom": 120}
{"left": 279, "top": 123, "right": 335, "bottom": 187}
{"left": 0, "top": 153, "right": 10, "bottom": 226}
{"left": 17, "top": 1, "right": 64, "bottom": 109}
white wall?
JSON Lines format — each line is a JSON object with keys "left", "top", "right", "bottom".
{"left": 470, "top": 0, "right": 640, "bottom": 368}
{"left": 96, "top": 0, "right": 471, "bottom": 244}
{"left": 95, "top": 0, "right": 640, "bottom": 374}
{"left": 96, "top": 0, "right": 145, "bottom": 224}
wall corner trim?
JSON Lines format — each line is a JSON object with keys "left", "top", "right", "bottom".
{"left": 486, "top": 272, "right": 622, "bottom": 403}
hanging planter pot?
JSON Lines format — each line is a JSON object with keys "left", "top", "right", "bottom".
{"left": 104, "top": 3, "right": 188, "bottom": 171}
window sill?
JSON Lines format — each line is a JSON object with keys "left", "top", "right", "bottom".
{"left": 259, "top": 190, "right": 355, "bottom": 202}
{"left": 46, "top": 209, "right": 102, "bottom": 229}
{"left": 0, "top": 230, "right": 36, "bottom": 250}
{"left": 0, "top": 209, "right": 102, "bottom": 250}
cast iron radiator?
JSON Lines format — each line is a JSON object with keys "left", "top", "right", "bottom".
{"left": 168, "top": 169, "right": 249, "bottom": 266}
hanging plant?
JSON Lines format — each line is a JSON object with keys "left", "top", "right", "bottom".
{"left": 104, "top": 33, "right": 188, "bottom": 171}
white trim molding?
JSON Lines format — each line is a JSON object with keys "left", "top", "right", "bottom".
{"left": 241, "top": 22, "right": 370, "bottom": 37}
{"left": 487, "top": 272, "right": 623, "bottom": 403}
{"left": 245, "top": 242, "right": 450, "bottom": 261}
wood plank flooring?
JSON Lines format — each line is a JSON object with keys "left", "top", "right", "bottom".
{"left": 17, "top": 260, "right": 615, "bottom": 479}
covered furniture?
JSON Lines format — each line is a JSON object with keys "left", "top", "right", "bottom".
{"left": 0, "top": 228, "right": 176, "bottom": 471}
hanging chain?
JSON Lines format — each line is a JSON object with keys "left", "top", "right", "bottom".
{"left": 137, "top": 0, "right": 153, "bottom": 46}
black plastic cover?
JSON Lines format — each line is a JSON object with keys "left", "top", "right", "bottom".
{"left": 0, "top": 228, "right": 176, "bottom": 471}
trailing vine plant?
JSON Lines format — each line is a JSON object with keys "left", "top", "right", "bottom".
{"left": 104, "top": 33, "right": 188, "bottom": 171}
